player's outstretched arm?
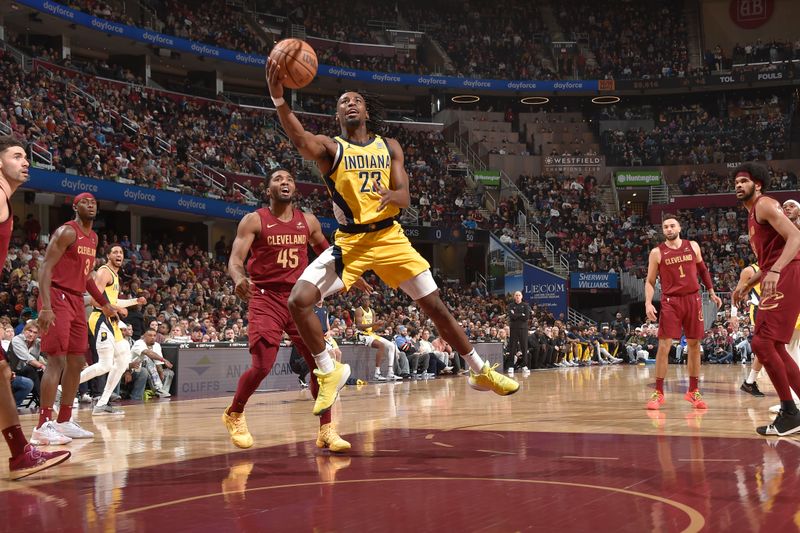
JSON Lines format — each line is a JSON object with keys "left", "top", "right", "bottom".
{"left": 757, "top": 197, "right": 800, "bottom": 298}
{"left": 644, "top": 247, "right": 660, "bottom": 322}
{"left": 266, "top": 58, "right": 336, "bottom": 173}
{"left": 228, "top": 212, "right": 259, "bottom": 301}
{"left": 37, "top": 225, "right": 76, "bottom": 334}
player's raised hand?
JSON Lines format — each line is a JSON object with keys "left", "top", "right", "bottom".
{"left": 351, "top": 276, "right": 373, "bottom": 294}
{"left": 235, "top": 277, "right": 254, "bottom": 301}
{"left": 266, "top": 57, "right": 285, "bottom": 100}
{"left": 137, "top": 296, "right": 147, "bottom": 306}
{"left": 645, "top": 303, "right": 658, "bottom": 323}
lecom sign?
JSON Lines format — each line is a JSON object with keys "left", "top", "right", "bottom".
{"left": 729, "top": 0, "right": 774, "bottom": 29}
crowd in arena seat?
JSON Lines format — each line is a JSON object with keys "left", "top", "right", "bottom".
{"left": 720, "top": 39, "right": 800, "bottom": 68}
{"left": 514, "top": 173, "right": 758, "bottom": 291}
{"left": 557, "top": 0, "right": 689, "bottom": 80}
{"left": 676, "top": 168, "right": 798, "bottom": 195}
{"left": 601, "top": 101, "right": 788, "bottom": 166}
{"left": 1, "top": 49, "right": 493, "bottom": 230}
{"left": 402, "top": 0, "right": 553, "bottom": 80}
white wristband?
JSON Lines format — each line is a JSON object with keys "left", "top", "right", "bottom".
{"left": 730, "top": 304, "right": 738, "bottom": 318}
{"left": 271, "top": 96, "right": 285, "bottom": 107}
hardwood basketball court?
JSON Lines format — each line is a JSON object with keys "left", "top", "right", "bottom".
{"left": 1, "top": 365, "right": 797, "bottom": 532}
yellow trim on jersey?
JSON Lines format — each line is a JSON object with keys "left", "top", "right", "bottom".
{"left": 89, "top": 264, "right": 122, "bottom": 342}
{"left": 325, "top": 135, "right": 399, "bottom": 226}
{"left": 359, "top": 306, "right": 375, "bottom": 335}
{"left": 749, "top": 264, "right": 761, "bottom": 325}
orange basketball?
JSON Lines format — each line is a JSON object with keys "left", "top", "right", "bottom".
{"left": 269, "top": 39, "right": 318, "bottom": 89}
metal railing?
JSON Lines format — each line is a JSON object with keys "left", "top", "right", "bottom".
{"left": 649, "top": 183, "right": 670, "bottom": 204}
{"left": 0, "top": 120, "right": 11, "bottom": 136}
{"left": 66, "top": 82, "right": 99, "bottom": 110}
{"left": 188, "top": 154, "right": 228, "bottom": 193}
{"left": 0, "top": 40, "right": 31, "bottom": 72}
{"left": 568, "top": 307, "right": 597, "bottom": 327}
{"left": 29, "top": 141, "right": 54, "bottom": 170}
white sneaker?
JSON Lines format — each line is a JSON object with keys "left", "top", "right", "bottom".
{"left": 521, "top": 366, "right": 529, "bottom": 372}
{"left": 31, "top": 421, "right": 73, "bottom": 445}
{"left": 53, "top": 420, "right": 94, "bottom": 439}
{"left": 507, "top": 368, "right": 514, "bottom": 376}
{"left": 156, "top": 389, "right": 171, "bottom": 398}
{"left": 79, "top": 393, "right": 93, "bottom": 404}
{"left": 387, "top": 372, "right": 402, "bottom": 381}
{"left": 374, "top": 373, "right": 387, "bottom": 381}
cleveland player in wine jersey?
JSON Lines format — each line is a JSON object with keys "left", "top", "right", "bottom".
{"left": 0, "top": 136, "right": 70, "bottom": 479}
{"left": 267, "top": 58, "right": 518, "bottom": 419}
{"left": 223, "top": 168, "right": 352, "bottom": 452}
{"left": 644, "top": 214, "right": 722, "bottom": 411}
{"left": 33, "top": 192, "right": 119, "bottom": 446}
{"left": 732, "top": 163, "right": 800, "bottom": 436}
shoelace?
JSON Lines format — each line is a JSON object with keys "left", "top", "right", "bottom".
{"left": 27, "top": 446, "right": 43, "bottom": 461}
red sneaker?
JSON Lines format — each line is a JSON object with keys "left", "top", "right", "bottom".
{"left": 685, "top": 390, "right": 708, "bottom": 409}
{"left": 9, "top": 444, "right": 71, "bottom": 481}
{"left": 646, "top": 391, "right": 665, "bottom": 410}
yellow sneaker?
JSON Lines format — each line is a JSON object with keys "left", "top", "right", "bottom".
{"left": 222, "top": 409, "right": 254, "bottom": 449}
{"left": 312, "top": 361, "right": 351, "bottom": 416}
{"left": 316, "top": 423, "right": 351, "bottom": 452}
{"left": 468, "top": 362, "right": 520, "bottom": 396}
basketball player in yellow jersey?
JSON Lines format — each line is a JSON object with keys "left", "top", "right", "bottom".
{"left": 267, "top": 59, "right": 518, "bottom": 417}
{"left": 80, "top": 244, "right": 146, "bottom": 415}
{"left": 733, "top": 264, "right": 767, "bottom": 397}
{"left": 355, "top": 295, "right": 401, "bottom": 381}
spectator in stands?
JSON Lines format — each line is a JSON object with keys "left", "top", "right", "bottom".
{"left": 128, "top": 328, "right": 173, "bottom": 399}
{"left": 9, "top": 320, "right": 45, "bottom": 400}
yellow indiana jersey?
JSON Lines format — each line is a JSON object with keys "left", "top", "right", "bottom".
{"left": 89, "top": 265, "right": 122, "bottom": 341}
{"left": 325, "top": 135, "right": 399, "bottom": 226}
{"left": 358, "top": 306, "right": 375, "bottom": 335}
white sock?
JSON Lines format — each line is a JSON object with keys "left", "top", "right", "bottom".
{"left": 374, "top": 366, "right": 381, "bottom": 375}
{"left": 746, "top": 369, "right": 758, "bottom": 384}
{"left": 314, "top": 349, "right": 335, "bottom": 374}
{"left": 387, "top": 343, "right": 396, "bottom": 367}
{"left": 463, "top": 349, "right": 485, "bottom": 373}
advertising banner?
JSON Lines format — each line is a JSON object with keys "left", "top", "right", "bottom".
{"left": 543, "top": 155, "right": 604, "bottom": 174}
{"left": 28, "top": 168, "right": 254, "bottom": 220}
{"left": 614, "top": 170, "right": 662, "bottom": 187}
{"left": 570, "top": 272, "right": 619, "bottom": 290}
{"left": 523, "top": 263, "right": 567, "bottom": 318}
{"left": 474, "top": 170, "right": 501, "bottom": 186}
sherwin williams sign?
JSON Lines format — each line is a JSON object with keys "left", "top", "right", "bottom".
{"left": 570, "top": 272, "right": 619, "bottom": 290}
{"left": 615, "top": 170, "right": 662, "bottom": 187}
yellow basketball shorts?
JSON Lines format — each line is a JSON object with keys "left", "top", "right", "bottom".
{"left": 334, "top": 222, "right": 430, "bottom": 289}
